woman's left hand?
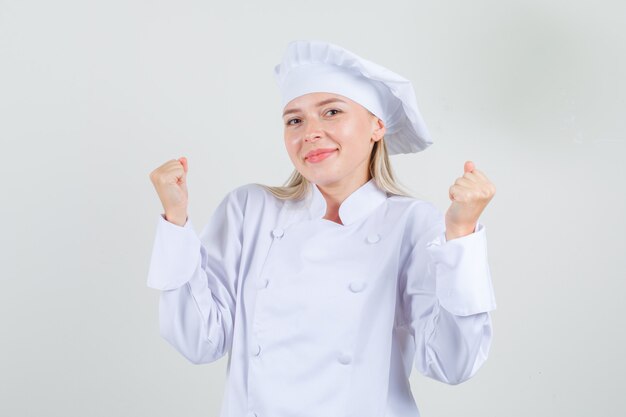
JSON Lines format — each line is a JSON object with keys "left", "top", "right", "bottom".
{"left": 445, "top": 161, "right": 496, "bottom": 240}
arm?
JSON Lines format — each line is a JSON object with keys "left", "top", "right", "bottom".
{"left": 146, "top": 190, "right": 243, "bottom": 364}
{"left": 398, "top": 211, "right": 496, "bottom": 385}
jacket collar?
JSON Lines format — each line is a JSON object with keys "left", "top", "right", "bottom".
{"left": 307, "top": 178, "right": 388, "bottom": 226}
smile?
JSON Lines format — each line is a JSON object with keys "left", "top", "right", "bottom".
{"left": 305, "top": 149, "right": 337, "bottom": 163}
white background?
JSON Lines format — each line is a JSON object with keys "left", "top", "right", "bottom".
{"left": 1, "top": 0, "right": 624, "bottom": 415}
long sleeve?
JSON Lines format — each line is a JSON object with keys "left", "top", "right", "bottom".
{"left": 146, "top": 190, "right": 244, "bottom": 364}
{"left": 398, "top": 206, "right": 497, "bottom": 385}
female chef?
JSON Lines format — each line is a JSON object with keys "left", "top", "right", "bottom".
{"left": 147, "top": 40, "right": 497, "bottom": 417}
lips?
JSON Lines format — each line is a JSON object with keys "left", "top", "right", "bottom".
{"left": 305, "top": 148, "right": 338, "bottom": 159}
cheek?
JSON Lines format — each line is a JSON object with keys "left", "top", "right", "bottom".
{"left": 284, "top": 137, "right": 301, "bottom": 161}
{"left": 335, "top": 122, "right": 369, "bottom": 150}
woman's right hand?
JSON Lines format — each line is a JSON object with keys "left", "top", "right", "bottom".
{"left": 149, "top": 157, "right": 189, "bottom": 226}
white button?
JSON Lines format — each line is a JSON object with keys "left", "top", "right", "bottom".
{"left": 272, "top": 228, "right": 284, "bottom": 238}
{"left": 252, "top": 344, "right": 261, "bottom": 356}
{"left": 338, "top": 352, "right": 352, "bottom": 364}
{"left": 349, "top": 281, "right": 367, "bottom": 293}
{"left": 257, "top": 279, "right": 269, "bottom": 289}
{"left": 366, "top": 233, "right": 380, "bottom": 243}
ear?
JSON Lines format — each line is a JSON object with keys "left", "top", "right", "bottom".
{"left": 371, "top": 117, "right": 386, "bottom": 142}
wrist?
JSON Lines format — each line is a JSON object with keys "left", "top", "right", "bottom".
{"left": 164, "top": 211, "right": 188, "bottom": 226}
{"left": 445, "top": 223, "right": 476, "bottom": 241}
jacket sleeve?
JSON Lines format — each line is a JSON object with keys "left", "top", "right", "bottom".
{"left": 146, "top": 190, "right": 244, "bottom": 364}
{"left": 398, "top": 204, "right": 497, "bottom": 385}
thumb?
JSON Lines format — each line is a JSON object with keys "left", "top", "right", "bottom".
{"left": 464, "top": 160, "right": 474, "bottom": 174}
{"left": 178, "top": 157, "right": 188, "bottom": 174}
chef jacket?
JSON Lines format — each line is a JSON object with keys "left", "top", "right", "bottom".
{"left": 146, "top": 177, "right": 497, "bottom": 417}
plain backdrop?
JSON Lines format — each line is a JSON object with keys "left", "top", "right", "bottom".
{"left": 1, "top": 0, "right": 625, "bottom": 416}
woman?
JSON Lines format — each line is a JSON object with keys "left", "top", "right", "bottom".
{"left": 147, "top": 40, "right": 497, "bottom": 417}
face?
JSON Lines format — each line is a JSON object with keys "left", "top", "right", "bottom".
{"left": 282, "top": 92, "right": 386, "bottom": 189}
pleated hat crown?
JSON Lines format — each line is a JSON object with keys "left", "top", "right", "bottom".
{"left": 273, "top": 40, "right": 433, "bottom": 155}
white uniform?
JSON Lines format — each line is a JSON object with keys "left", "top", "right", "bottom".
{"left": 147, "top": 178, "right": 497, "bottom": 417}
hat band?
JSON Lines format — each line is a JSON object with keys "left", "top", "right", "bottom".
{"left": 280, "top": 63, "right": 388, "bottom": 124}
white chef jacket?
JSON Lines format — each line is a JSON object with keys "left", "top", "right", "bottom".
{"left": 146, "top": 178, "right": 497, "bottom": 417}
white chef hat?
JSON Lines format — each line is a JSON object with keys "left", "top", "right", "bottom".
{"left": 273, "top": 39, "right": 433, "bottom": 155}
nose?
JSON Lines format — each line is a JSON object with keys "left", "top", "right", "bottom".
{"left": 303, "top": 120, "right": 322, "bottom": 143}
{"left": 304, "top": 133, "right": 321, "bottom": 143}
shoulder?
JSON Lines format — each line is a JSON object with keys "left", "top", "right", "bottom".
{"left": 380, "top": 195, "right": 445, "bottom": 250}
{"left": 221, "top": 182, "right": 284, "bottom": 215}
{"left": 387, "top": 194, "right": 443, "bottom": 228}
{"left": 385, "top": 195, "right": 445, "bottom": 249}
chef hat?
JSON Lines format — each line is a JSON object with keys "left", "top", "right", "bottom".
{"left": 273, "top": 40, "right": 433, "bottom": 155}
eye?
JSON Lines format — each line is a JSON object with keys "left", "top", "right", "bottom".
{"left": 286, "top": 118, "right": 301, "bottom": 126}
{"left": 326, "top": 109, "right": 341, "bottom": 116}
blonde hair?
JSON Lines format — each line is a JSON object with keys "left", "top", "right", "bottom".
{"left": 253, "top": 136, "right": 415, "bottom": 201}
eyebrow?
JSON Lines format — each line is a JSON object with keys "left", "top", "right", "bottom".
{"left": 282, "top": 98, "right": 348, "bottom": 117}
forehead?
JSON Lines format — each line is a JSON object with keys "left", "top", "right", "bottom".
{"left": 282, "top": 92, "right": 360, "bottom": 117}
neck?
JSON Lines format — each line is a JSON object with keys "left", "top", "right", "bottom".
{"left": 316, "top": 172, "right": 371, "bottom": 222}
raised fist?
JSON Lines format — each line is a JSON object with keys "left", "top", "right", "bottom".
{"left": 445, "top": 161, "right": 496, "bottom": 240}
{"left": 149, "top": 157, "right": 189, "bottom": 226}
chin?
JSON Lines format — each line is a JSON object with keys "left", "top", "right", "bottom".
{"left": 299, "top": 165, "right": 344, "bottom": 187}
{"left": 308, "top": 175, "right": 343, "bottom": 187}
